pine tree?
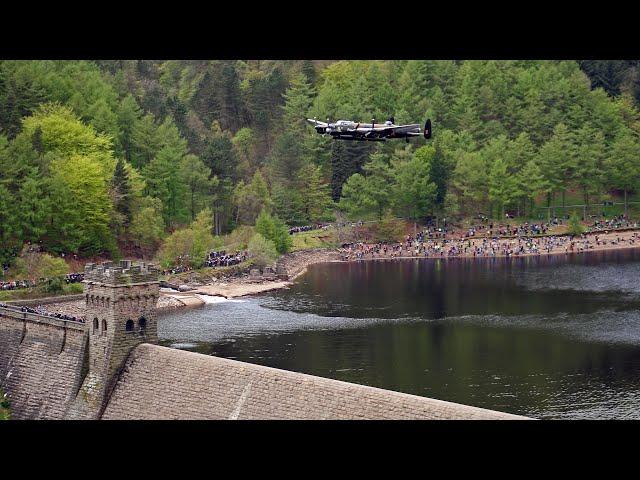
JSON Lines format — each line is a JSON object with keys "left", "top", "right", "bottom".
{"left": 234, "top": 170, "right": 272, "bottom": 225}
{"left": 203, "top": 131, "right": 237, "bottom": 182}
{"left": 111, "top": 158, "right": 132, "bottom": 230}
{"left": 179, "top": 154, "right": 215, "bottom": 220}
{"left": 0, "top": 67, "right": 48, "bottom": 139}
{"left": 300, "top": 60, "right": 317, "bottom": 86}
{"left": 117, "top": 94, "right": 142, "bottom": 162}
{"left": 0, "top": 184, "right": 17, "bottom": 259}
{"left": 31, "top": 126, "right": 44, "bottom": 155}
{"left": 144, "top": 145, "right": 188, "bottom": 228}
{"left": 282, "top": 73, "right": 314, "bottom": 133}
{"left": 130, "top": 113, "right": 161, "bottom": 169}
{"left": 329, "top": 139, "right": 372, "bottom": 202}
{"left": 298, "top": 163, "right": 333, "bottom": 222}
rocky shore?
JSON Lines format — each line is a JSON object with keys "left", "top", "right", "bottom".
{"left": 167, "top": 248, "right": 341, "bottom": 303}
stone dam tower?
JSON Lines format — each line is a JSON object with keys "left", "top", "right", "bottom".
{"left": 66, "top": 260, "right": 160, "bottom": 419}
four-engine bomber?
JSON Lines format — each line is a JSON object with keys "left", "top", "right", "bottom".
{"left": 307, "top": 116, "right": 432, "bottom": 142}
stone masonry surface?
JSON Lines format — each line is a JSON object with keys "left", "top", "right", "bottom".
{"left": 102, "top": 344, "right": 528, "bottom": 420}
{"left": 0, "top": 308, "right": 86, "bottom": 419}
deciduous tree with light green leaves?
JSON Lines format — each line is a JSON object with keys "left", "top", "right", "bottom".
{"left": 157, "top": 208, "right": 221, "bottom": 268}
{"left": 247, "top": 233, "right": 278, "bottom": 268}
{"left": 13, "top": 245, "right": 69, "bottom": 280}
{"left": 234, "top": 169, "right": 272, "bottom": 225}
{"left": 129, "top": 197, "right": 166, "bottom": 255}
{"left": 255, "top": 209, "right": 292, "bottom": 254}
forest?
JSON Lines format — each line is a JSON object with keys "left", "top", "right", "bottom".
{"left": 0, "top": 59, "right": 639, "bottom": 270}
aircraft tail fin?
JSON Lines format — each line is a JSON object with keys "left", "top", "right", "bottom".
{"left": 424, "top": 119, "right": 432, "bottom": 139}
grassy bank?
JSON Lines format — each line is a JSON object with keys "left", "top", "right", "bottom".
{"left": 291, "top": 229, "right": 339, "bottom": 252}
{"left": 0, "top": 388, "right": 9, "bottom": 420}
{"left": 0, "top": 282, "right": 84, "bottom": 302}
{"left": 162, "top": 260, "right": 254, "bottom": 284}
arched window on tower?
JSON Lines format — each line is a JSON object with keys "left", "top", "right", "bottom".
{"left": 125, "top": 319, "right": 134, "bottom": 332}
{"left": 101, "top": 319, "right": 107, "bottom": 335}
{"left": 139, "top": 317, "right": 147, "bottom": 331}
{"left": 93, "top": 318, "right": 99, "bottom": 334}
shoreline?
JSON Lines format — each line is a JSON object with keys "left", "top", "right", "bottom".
{"left": 37, "top": 232, "right": 640, "bottom": 318}
{"left": 166, "top": 230, "right": 640, "bottom": 306}
{"left": 340, "top": 242, "right": 640, "bottom": 263}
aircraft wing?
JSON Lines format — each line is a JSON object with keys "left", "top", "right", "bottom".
{"left": 389, "top": 124, "right": 421, "bottom": 134}
{"left": 307, "top": 118, "right": 328, "bottom": 127}
{"left": 352, "top": 123, "right": 420, "bottom": 138}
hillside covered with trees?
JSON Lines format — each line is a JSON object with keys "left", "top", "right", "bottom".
{"left": 1, "top": 60, "right": 639, "bottom": 269}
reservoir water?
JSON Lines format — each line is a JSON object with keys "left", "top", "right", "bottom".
{"left": 158, "top": 248, "right": 640, "bottom": 419}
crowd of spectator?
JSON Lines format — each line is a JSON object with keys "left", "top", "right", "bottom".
{"left": 0, "top": 302, "right": 84, "bottom": 323}
{"left": 288, "top": 224, "right": 328, "bottom": 235}
{"left": 0, "top": 273, "right": 83, "bottom": 292}
{"left": 462, "top": 222, "right": 552, "bottom": 238}
{"left": 339, "top": 229, "right": 640, "bottom": 261}
{"left": 589, "top": 215, "right": 638, "bottom": 232}
{"left": 65, "top": 273, "right": 84, "bottom": 284}
{"left": 162, "top": 250, "right": 248, "bottom": 275}
{"left": 161, "top": 262, "right": 193, "bottom": 276}
{"left": 204, "top": 250, "right": 247, "bottom": 268}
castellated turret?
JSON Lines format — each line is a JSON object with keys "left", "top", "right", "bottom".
{"left": 66, "top": 260, "right": 159, "bottom": 419}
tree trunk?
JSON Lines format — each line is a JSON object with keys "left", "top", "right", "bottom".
{"left": 584, "top": 191, "right": 589, "bottom": 221}
{"left": 625, "top": 189, "right": 628, "bottom": 218}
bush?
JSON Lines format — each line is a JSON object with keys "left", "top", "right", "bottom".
{"left": 191, "top": 209, "right": 221, "bottom": 264}
{"left": 129, "top": 197, "right": 166, "bottom": 253}
{"left": 0, "top": 388, "right": 10, "bottom": 420}
{"left": 43, "top": 276, "right": 64, "bottom": 294}
{"left": 255, "top": 209, "right": 292, "bottom": 254}
{"left": 157, "top": 208, "right": 222, "bottom": 268}
{"left": 223, "top": 225, "right": 256, "bottom": 251}
{"left": 13, "top": 246, "right": 69, "bottom": 280}
{"left": 247, "top": 233, "right": 279, "bottom": 268}
{"left": 568, "top": 211, "right": 585, "bottom": 236}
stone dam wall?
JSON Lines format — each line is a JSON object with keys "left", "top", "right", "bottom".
{"left": 103, "top": 344, "right": 526, "bottom": 420}
{"left": 0, "top": 306, "right": 527, "bottom": 420}
{"left": 0, "top": 307, "right": 87, "bottom": 419}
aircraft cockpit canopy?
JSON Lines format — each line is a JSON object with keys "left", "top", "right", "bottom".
{"left": 336, "top": 120, "right": 356, "bottom": 131}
